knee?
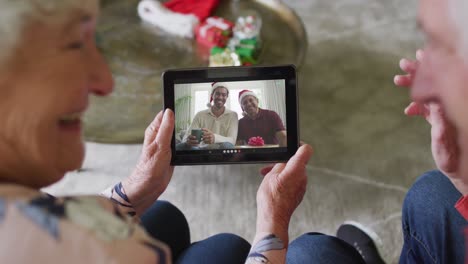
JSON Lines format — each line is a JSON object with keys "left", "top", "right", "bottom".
{"left": 288, "top": 233, "right": 364, "bottom": 264}
{"left": 403, "top": 170, "right": 454, "bottom": 215}
{"left": 141, "top": 200, "right": 188, "bottom": 229}
{"left": 220, "top": 142, "right": 234, "bottom": 148}
{"left": 402, "top": 170, "right": 461, "bottom": 226}
{"left": 208, "top": 233, "right": 251, "bottom": 250}
{"left": 177, "top": 233, "right": 250, "bottom": 264}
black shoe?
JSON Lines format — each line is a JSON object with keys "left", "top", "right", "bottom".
{"left": 336, "top": 221, "right": 386, "bottom": 264}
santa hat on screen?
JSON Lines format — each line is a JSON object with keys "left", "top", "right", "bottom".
{"left": 138, "top": 0, "right": 220, "bottom": 38}
{"left": 206, "top": 82, "right": 229, "bottom": 108}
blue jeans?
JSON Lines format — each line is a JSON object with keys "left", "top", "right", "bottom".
{"left": 141, "top": 201, "right": 250, "bottom": 264}
{"left": 140, "top": 201, "right": 364, "bottom": 263}
{"left": 400, "top": 170, "right": 466, "bottom": 263}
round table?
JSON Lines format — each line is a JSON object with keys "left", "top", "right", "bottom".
{"left": 85, "top": 0, "right": 308, "bottom": 143}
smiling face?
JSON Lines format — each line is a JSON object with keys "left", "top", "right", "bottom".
{"left": 241, "top": 95, "right": 259, "bottom": 117}
{"left": 212, "top": 87, "right": 228, "bottom": 109}
{"left": 0, "top": 8, "right": 113, "bottom": 188}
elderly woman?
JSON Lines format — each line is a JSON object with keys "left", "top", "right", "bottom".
{"left": 236, "top": 90, "right": 287, "bottom": 147}
{"left": 0, "top": 1, "right": 323, "bottom": 264}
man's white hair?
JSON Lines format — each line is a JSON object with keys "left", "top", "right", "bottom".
{"left": 449, "top": 0, "right": 468, "bottom": 60}
{"left": 0, "top": 0, "right": 98, "bottom": 66}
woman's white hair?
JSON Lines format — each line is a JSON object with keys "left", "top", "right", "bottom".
{"left": 0, "top": 0, "right": 98, "bottom": 66}
{"left": 449, "top": 0, "right": 468, "bottom": 60}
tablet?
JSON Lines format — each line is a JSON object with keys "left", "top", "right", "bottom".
{"left": 163, "top": 65, "right": 299, "bottom": 165}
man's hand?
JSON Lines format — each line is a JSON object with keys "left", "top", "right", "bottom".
{"left": 201, "top": 128, "right": 215, "bottom": 144}
{"left": 121, "top": 109, "right": 175, "bottom": 216}
{"left": 394, "top": 49, "right": 459, "bottom": 177}
{"left": 255, "top": 145, "right": 313, "bottom": 244}
{"left": 186, "top": 135, "right": 200, "bottom": 146}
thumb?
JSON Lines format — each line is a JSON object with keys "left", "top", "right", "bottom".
{"left": 279, "top": 144, "right": 313, "bottom": 180}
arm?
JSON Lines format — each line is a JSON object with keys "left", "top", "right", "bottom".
{"left": 182, "top": 113, "right": 200, "bottom": 142}
{"left": 246, "top": 145, "right": 313, "bottom": 264}
{"left": 275, "top": 131, "right": 287, "bottom": 147}
{"left": 101, "top": 110, "right": 175, "bottom": 217}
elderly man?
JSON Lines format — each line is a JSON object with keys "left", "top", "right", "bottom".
{"left": 237, "top": 89, "right": 287, "bottom": 147}
{"left": 176, "top": 82, "right": 238, "bottom": 150}
{"left": 290, "top": 0, "right": 468, "bottom": 263}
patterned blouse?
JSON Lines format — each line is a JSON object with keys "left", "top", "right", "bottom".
{"left": 0, "top": 183, "right": 171, "bottom": 263}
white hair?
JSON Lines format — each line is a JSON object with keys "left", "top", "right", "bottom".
{"left": 0, "top": 0, "right": 98, "bottom": 66}
{"left": 449, "top": 0, "right": 468, "bottom": 60}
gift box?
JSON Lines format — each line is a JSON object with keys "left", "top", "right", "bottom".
{"left": 196, "top": 16, "right": 234, "bottom": 48}
{"left": 209, "top": 47, "right": 241, "bottom": 67}
{"left": 228, "top": 38, "right": 260, "bottom": 65}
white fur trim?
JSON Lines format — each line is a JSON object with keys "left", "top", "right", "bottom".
{"left": 212, "top": 82, "right": 229, "bottom": 92}
{"left": 239, "top": 91, "right": 257, "bottom": 105}
{"left": 137, "top": 0, "right": 199, "bottom": 38}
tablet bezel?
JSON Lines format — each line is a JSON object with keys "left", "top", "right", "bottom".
{"left": 163, "top": 65, "right": 299, "bottom": 165}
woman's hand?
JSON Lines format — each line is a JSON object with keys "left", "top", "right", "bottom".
{"left": 255, "top": 144, "right": 313, "bottom": 244}
{"left": 122, "top": 109, "right": 175, "bottom": 216}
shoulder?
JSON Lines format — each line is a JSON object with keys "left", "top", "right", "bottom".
{"left": 261, "top": 109, "right": 280, "bottom": 118}
{"left": 194, "top": 109, "right": 210, "bottom": 118}
{"left": 0, "top": 189, "right": 169, "bottom": 263}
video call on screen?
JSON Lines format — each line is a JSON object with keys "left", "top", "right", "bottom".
{"left": 174, "top": 79, "right": 287, "bottom": 153}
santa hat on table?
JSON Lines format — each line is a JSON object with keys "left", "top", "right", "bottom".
{"left": 138, "top": 0, "right": 220, "bottom": 38}
{"left": 238, "top": 89, "right": 258, "bottom": 115}
{"left": 206, "top": 82, "right": 229, "bottom": 108}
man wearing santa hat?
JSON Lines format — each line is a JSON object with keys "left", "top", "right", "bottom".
{"left": 176, "top": 82, "right": 238, "bottom": 150}
{"left": 237, "top": 90, "right": 287, "bottom": 147}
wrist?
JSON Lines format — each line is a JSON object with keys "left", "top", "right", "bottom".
{"left": 121, "top": 176, "right": 159, "bottom": 216}
{"left": 255, "top": 220, "right": 289, "bottom": 245}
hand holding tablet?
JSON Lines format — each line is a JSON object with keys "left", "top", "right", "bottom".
{"left": 163, "top": 65, "right": 300, "bottom": 165}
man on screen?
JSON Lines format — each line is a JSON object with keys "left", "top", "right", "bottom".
{"left": 176, "top": 82, "right": 238, "bottom": 150}
{"left": 236, "top": 90, "right": 287, "bottom": 147}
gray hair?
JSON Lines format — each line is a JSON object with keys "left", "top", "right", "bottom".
{"left": 449, "top": 0, "right": 468, "bottom": 60}
{"left": 0, "top": 0, "right": 98, "bottom": 66}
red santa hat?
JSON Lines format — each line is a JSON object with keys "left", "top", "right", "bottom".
{"left": 238, "top": 89, "right": 258, "bottom": 107}
{"left": 206, "top": 82, "right": 229, "bottom": 108}
{"left": 137, "top": 0, "right": 220, "bottom": 38}
{"left": 164, "top": 0, "right": 220, "bottom": 21}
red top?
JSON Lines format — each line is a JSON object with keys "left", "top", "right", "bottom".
{"left": 455, "top": 196, "right": 468, "bottom": 263}
{"left": 238, "top": 108, "right": 285, "bottom": 145}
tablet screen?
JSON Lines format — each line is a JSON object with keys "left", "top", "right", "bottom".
{"left": 174, "top": 79, "right": 288, "bottom": 156}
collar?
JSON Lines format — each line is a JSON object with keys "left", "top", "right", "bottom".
{"left": 455, "top": 195, "right": 468, "bottom": 220}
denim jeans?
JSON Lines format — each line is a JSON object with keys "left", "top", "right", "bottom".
{"left": 400, "top": 170, "right": 467, "bottom": 264}
{"left": 141, "top": 201, "right": 364, "bottom": 264}
{"left": 141, "top": 201, "right": 251, "bottom": 264}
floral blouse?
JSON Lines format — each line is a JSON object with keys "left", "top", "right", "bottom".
{"left": 0, "top": 183, "right": 171, "bottom": 263}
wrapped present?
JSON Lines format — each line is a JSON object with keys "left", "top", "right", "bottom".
{"left": 248, "top": 136, "right": 265, "bottom": 146}
{"left": 227, "top": 37, "right": 260, "bottom": 65}
{"left": 233, "top": 12, "right": 262, "bottom": 40}
{"left": 196, "top": 16, "right": 234, "bottom": 48}
{"left": 209, "top": 48, "right": 241, "bottom": 67}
